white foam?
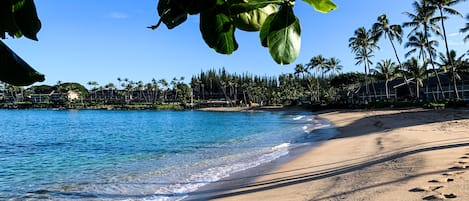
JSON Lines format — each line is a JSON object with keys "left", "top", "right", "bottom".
{"left": 292, "top": 115, "right": 304, "bottom": 120}
{"left": 144, "top": 143, "right": 291, "bottom": 201}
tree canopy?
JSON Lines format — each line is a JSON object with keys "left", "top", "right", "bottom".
{"left": 0, "top": 0, "right": 337, "bottom": 86}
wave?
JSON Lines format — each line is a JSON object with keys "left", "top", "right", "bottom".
{"left": 146, "top": 143, "right": 291, "bottom": 201}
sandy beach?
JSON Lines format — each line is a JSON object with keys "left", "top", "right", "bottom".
{"left": 207, "top": 108, "right": 469, "bottom": 201}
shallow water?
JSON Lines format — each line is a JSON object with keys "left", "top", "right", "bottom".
{"left": 0, "top": 110, "right": 334, "bottom": 200}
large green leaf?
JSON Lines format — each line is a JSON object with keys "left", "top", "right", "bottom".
{"left": 200, "top": 8, "right": 238, "bottom": 55}
{"left": 230, "top": 0, "right": 283, "bottom": 15}
{"left": 13, "top": 0, "right": 41, "bottom": 41}
{"left": 266, "top": 6, "right": 301, "bottom": 65}
{"left": 234, "top": 4, "right": 277, "bottom": 32}
{"left": 259, "top": 12, "right": 276, "bottom": 47}
{"left": 302, "top": 0, "right": 337, "bottom": 13}
{"left": 157, "top": 0, "right": 188, "bottom": 29}
{"left": 0, "top": 40, "right": 45, "bottom": 86}
{"left": 1, "top": 0, "right": 41, "bottom": 40}
{"left": 185, "top": 0, "right": 217, "bottom": 15}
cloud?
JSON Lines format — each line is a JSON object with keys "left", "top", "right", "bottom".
{"left": 110, "top": 12, "right": 129, "bottom": 19}
{"left": 448, "top": 32, "right": 462, "bottom": 37}
{"left": 448, "top": 39, "right": 464, "bottom": 46}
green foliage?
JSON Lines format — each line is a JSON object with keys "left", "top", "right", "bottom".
{"left": 0, "top": 0, "right": 44, "bottom": 86}
{"left": 0, "top": 40, "right": 44, "bottom": 86}
{"left": 200, "top": 7, "right": 238, "bottom": 54}
{"left": 266, "top": 6, "right": 301, "bottom": 65}
{"left": 150, "top": 0, "right": 337, "bottom": 65}
{"left": 234, "top": 4, "right": 277, "bottom": 32}
{"left": 1, "top": 0, "right": 41, "bottom": 40}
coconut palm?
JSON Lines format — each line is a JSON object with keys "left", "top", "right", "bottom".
{"left": 308, "top": 55, "right": 328, "bottom": 78}
{"left": 405, "top": 31, "right": 439, "bottom": 100}
{"left": 87, "top": 81, "right": 99, "bottom": 101}
{"left": 404, "top": 57, "right": 427, "bottom": 99}
{"left": 437, "top": 50, "right": 467, "bottom": 98}
{"left": 462, "top": 14, "right": 469, "bottom": 42}
{"left": 327, "top": 57, "right": 343, "bottom": 76}
{"left": 372, "top": 14, "right": 413, "bottom": 96}
{"left": 294, "top": 63, "right": 308, "bottom": 79}
{"left": 349, "top": 27, "right": 379, "bottom": 100}
{"left": 373, "top": 59, "right": 400, "bottom": 99}
{"left": 308, "top": 55, "right": 329, "bottom": 101}
{"left": 403, "top": 0, "right": 445, "bottom": 99}
{"left": 158, "top": 78, "right": 169, "bottom": 103}
{"left": 428, "top": 0, "right": 464, "bottom": 82}
{"left": 405, "top": 32, "right": 439, "bottom": 60}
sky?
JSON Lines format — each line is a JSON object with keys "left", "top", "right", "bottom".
{"left": 3, "top": 0, "right": 469, "bottom": 88}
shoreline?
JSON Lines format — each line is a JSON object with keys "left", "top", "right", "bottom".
{"left": 184, "top": 112, "right": 338, "bottom": 201}
{"left": 206, "top": 108, "right": 469, "bottom": 201}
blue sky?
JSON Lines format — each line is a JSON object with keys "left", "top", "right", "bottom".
{"left": 4, "top": 0, "right": 469, "bottom": 88}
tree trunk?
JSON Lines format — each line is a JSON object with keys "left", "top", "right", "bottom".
{"left": 438, "top": 7, "right": 459, "bottom": 99}
{"left": 388, "top": 33, "right": 413, "bottom": 97}
{"left": 424, "top": 26, "right": 446, "bottom": 99}
{"left": 385, "top": 80, "right": 389, "bottom": 99}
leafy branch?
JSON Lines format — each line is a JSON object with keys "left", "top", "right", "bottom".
{"left": 0, "top": 0, "right": 45, "bottom": 86}
{"left": 150, "top": 0, "right": 337, "bottom": 65}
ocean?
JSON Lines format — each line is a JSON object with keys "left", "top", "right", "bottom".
{"left": 0, "top": 109, "right": 336, "bottom": 200}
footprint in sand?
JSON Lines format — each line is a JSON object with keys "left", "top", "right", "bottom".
{"left": 428, "top": 178, "right": 454, "bottom": 183}
{"left": 442, "top": 171, "right": 465, "bottom": 176}
{"left": 460, "top": 156, "right": 469, "bottom": 159}
{"left": 422, "top": 194, "right": 445, "bottom": 200}
{"left": 422, "top": 193, "right": 457, "bottom": 200}
{"left": 409, "top": 186, "right": 443, "bottom": 193}
{"left": 448, "top": 165, "right": 468, "bottom": 170}
{"left": 444, "top": 193, "right": 457, "bottom": 199}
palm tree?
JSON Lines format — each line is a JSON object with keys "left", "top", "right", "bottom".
{"left": 404, "top": 0, "right": 445, "bottom": 99}
{"left": 158, "top": 78, "right": 169, "bottom": 103}
{"left": 87, "top": 81, "right": 99, "bottom": 101}
{"left": 437, "top": 50, "right": 467, "bottom": 98}
{"left": 428, "top": 0, "right": 464, "bottom": 74}
{"left": 294, "top": 63, "right": 307, "bottom": 79}
{"left": 404, "top": 57, "right": 427, "bottom": 99}
{"left": 308, "top": 55, "right": 328, "bottom": 101}
{"left": 373, "top": 59, "right": 400, "bottom": 99}
{"left": 372, "top": 14, "right": 413, "bottom": 97}
{"left": 327, "top": 57, "right": 343, "bottom": 76}
{"left": 309, "top": 55, "right": 328, "bottom": 78}
{"left": 105, "top": 82, "right": 116, "bottom": 101}
{"left": 349, "top": 27, "right": 379, "bottom": 101}
{"left": 461, "top": 14, "right": 469, "bottom": 42}
{"left": 405, "top": 31, "right": 439, "bottom": 100}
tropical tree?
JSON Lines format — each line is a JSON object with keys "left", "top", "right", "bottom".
{"left": 158, "top": 79, "right": 169, "bottom": 103}
{"left": 404, "top": 57, "right": 427, "bottom": 99}
{"left": 428, "top": 0, "right": 465, "bottom": 81}
{"left": 327, "top": 57, "right": 343, "bottom": 76}
{"left": 462, "top": 14, "right": 469, "bottom": 42}
{"left": 349, "top": 27, "right": 379, "bottom": 101}
{"left": 104, "top": 82, "right": 116, "bottom": 101}
{"left": 308, "top": 55, "right": 329, "bottom": 78}
{"left": 294, "top": 64, "right": 308, "bottom": 79}
{"left": 87, "top": 81, "right": 99, "bottom": 101}
{"left": 405, "top": 31, "right": 439, "bottom": 100}
{"left": 373, "top": 59, "right": 400, "bottom": 99}
{"left": 437, "top": 50, "right": 467, "bottom": 98}
{"left": 308, "top": 55, "right": 329, "bottom": 100}
{"left": 372, "top": 14, "right": 413, "bottom": 96}
{"left": 403, "top": 0, "right": 445, "bottom": 99}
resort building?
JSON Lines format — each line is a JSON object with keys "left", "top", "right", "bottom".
{"left": 354, "top": 73, "right": 469, "bottom": 102}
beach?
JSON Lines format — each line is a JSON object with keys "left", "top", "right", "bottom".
{"left": 209, "top": 108, "right": 469, "bottom": 201}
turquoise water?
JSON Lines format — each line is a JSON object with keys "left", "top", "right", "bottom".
{"left": 0, "top": 110, "right": 334, "bottom": 200}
